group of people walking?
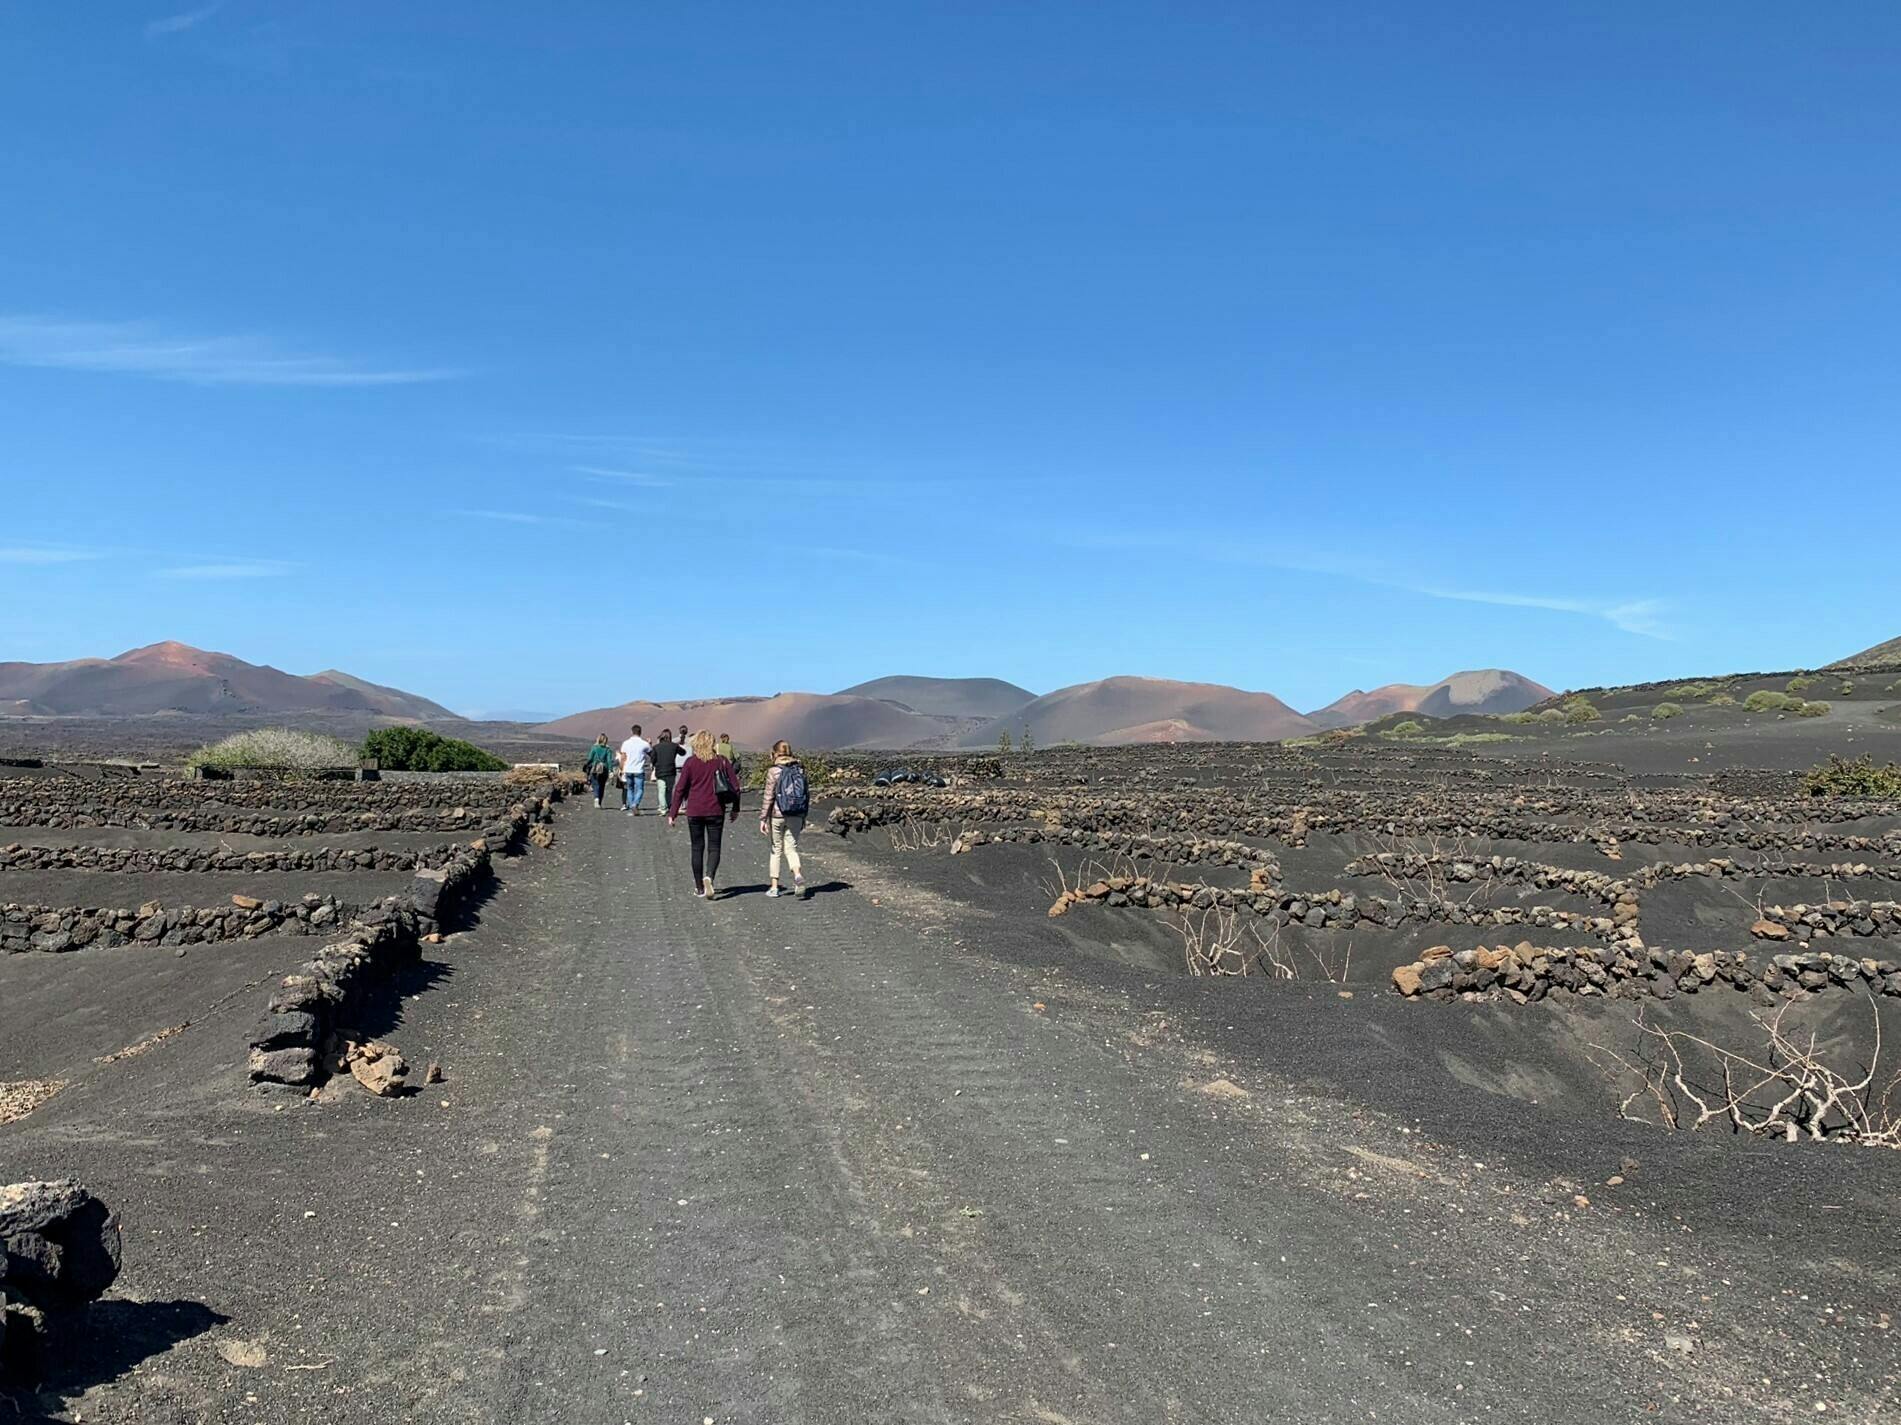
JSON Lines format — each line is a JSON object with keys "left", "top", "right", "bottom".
{"left": 583, "top": 725, "right": 809, "bottom": 901}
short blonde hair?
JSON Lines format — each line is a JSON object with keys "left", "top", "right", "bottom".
{"left": 691, "top": 729, "right": 716, "bottom": 760}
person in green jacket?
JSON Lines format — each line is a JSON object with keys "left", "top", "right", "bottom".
{"left": 583, "top": 734, "right": 615, "bottom": 808}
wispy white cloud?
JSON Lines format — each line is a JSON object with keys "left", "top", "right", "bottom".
{"left": 145, "top": 3, "right": 225, "bottom": 39}
{"left": 457, "top": 508, "right": 586, "bottom": 528}
{"left": 156, "top": 560, "right": 293, "bottom": 580}
{"left": 573, "top": 465, "right": 674, "bottom": 488}
{"left": 0, "top": 316, "right": 457, "bottom": 388}
{"left": 1061, "top": 532, "right": 1674, "bottom": 640}
{"left": 0, "top": 546, "right": 100, "bottom": 566}
{"left": 1412, "top": 586, "right": 1674, "bottom": 639}
{"left": 806, "top": 546, "right": 906, "bottom": 566}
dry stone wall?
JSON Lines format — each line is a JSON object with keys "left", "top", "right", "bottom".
{"left": 2, "top": 782, "right": 560, "bottom": 955}
{"left": 1389, "top": 941, "right": 1901, "bottom": 1004}
{"left": 824, "top": 743, "right": 1901, "bottom": 1014}
{"left": 0, "top": 842, "right": 451, "bottom": 873}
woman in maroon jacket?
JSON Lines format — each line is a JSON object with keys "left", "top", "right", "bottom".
{"left": 668, "top": 729, "right": 741, "bottom": 899}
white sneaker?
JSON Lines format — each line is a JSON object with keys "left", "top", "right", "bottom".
{"left": 766, "top": 886, "right": 781, "bottom": 898}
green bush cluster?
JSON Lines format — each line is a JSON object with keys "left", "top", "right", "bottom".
{"left": 1651, "top": 702, "right": 1683, "bottom": 720}
{"left": 1796, "top": 700, "right": 1830, "bottom": 718}
{"left": 1707, "top": 693, "right": 1737, "bottom": 706}
{"left": 1662, "top": 680, "right": 1719, "bottom": 700}
{"left": 1386, "top": 720, "right": 1426, "bottom": 738}
{"left": 361, "top": 726, "right": 507, "bottom": 772}
{"left": 186, "top": 728, "right": 360, "bottom": 772}
{"left": 1785, "top": 676, "right": 1814, "bottom": 694}
{"left": 1803, "top": 754, "right": 1901, "bottom": 798}
{"left": 1744, "top": 690, "right": 1796, "bottom": 713}
{"left": 1838, "top": 681, "right": 1855, "bottom": 696}
{"left": 1561, "top": 696, "right": 1601, "bottom": 724}
{"left": 1537, "top": 708, "right": 1566, "bottom": 725}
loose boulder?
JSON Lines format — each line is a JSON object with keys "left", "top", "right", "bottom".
{"left": 347, "top": 1040, "right": 409, "bottom": 1097}
{"left": 0, "top": 1179, "right": 122, "bottom": 1380}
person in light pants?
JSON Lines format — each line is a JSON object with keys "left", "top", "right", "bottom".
{"left": 758, "top": 738, "right": 808, "bottom": 899}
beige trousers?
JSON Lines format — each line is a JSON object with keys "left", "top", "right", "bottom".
{"left": 768, "top": 814, "right": 805, "bottom": 881}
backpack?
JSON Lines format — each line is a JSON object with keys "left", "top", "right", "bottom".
{"left": 773, "top": 761, "right": 809, "bottom": 817}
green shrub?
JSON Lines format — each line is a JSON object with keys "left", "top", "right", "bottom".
{"left": 1652, "top": 702, "right": 1683, "bottom": 720}
{"left": 1537, "top": 708, "right": 1567, "bottom": 725}
{"left": 1662, "top": 681, "right": 1716, "bottom": 700}
{"left": 1887, "top": 680, "right": 1901, "bottom": 695}
{"left": 1707, "top": 693, "right": 1737, "bottom": 706}
{"left": 1838, "top": 681, "right": 1855, "bottom": 696}
{"left": 1437, "top": 731, "right": 1511, "bottom": 747}
{"left": 1499, "top": 711, "right": 1539, "bottom": 725}
{"left": 361, "top": 726, "right": 507, "bottom": 772}
{"left": 1803, "top": 754, "right": 1901, "bottom": 798}
{"left": 1386, "top": 720, "right": 1426, "bottom": 738}
{"left": 186, "top": 728, "right": 359, "bottom": 772}
{"left": 1786, "top": 676, "right": 1813, "bottom": 694}
{"left": 1562, "top": 696, "right": 1601, "bottom": 724}
{"left": 1796, "top": 700, "right": 1830, "bottom": 718}
{"left": 1744, "top": 690, "right": 1795, "bottom": 713}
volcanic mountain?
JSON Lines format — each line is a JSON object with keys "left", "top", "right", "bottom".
{"left": 1305, "top": 669, "right": 1552, "bottom": 729}
{"left": 834, "top": 675, "right": 1036, "bottom": 720}
{"left": 1827, "top": 636, "right": 1901, "bottom": 670}
{"left": 0, "top": 642, "right": 460, "bottom": 720}
{"left": 954, "top": 676, "right": 1318, "bottom": 748}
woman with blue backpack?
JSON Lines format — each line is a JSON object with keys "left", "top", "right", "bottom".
{"left": 758, "top": 738, "right": 810, "bottom": 899}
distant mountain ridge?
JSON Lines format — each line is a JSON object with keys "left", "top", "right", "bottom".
{"left": 0, "top": 642, "right": 460, "bottom": 720}
{"left": 1, "top": 642, "right": 1553, "bottom": 748}
{"left": 542, "top": 666, "right": 1554, "bottom": 749}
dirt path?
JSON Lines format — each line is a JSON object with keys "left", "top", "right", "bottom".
{"left": 7, "top": 807, "right": 1897, "bottom": 1422}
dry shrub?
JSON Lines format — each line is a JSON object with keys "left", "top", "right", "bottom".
{"left": 186, "top": 728, "right": 358, "bottom": 772}
{"left": 1175, "top": 907, "right": 1353, "bottom": 982}
{"left": 1587, "top": 997, "right": 1901, "bottom": 1147}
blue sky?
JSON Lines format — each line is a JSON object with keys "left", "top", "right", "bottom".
{"left": 4, "top": 2, "right": 1897, "bottom": 718}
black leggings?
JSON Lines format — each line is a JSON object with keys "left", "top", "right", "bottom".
{"left": 688, "top": 815, "right": 725, "bottom": 887}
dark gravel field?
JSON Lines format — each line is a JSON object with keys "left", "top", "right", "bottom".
{"left": 2, "top": 932, "right": 321, "bottom": 1078}
{"left": 4, "top": 732, "right": 1900, "bottom": 1423}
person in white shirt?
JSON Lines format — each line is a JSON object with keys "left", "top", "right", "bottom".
{"left": 618, "top": 725, "right": 653, "bottom": 816}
